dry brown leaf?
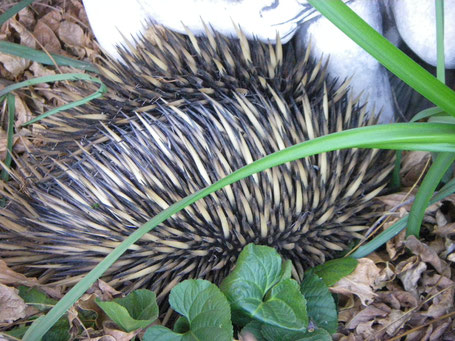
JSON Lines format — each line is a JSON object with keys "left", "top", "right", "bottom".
{"left": 33, "top": 20, "right": 62, "bottom": 53}
{"left": 13, "top": 94, "right": 33, "bottom": 127}
{"left": 400, "top": 151, "right": 431, "bottom": 187}
{"left": 345, "top": 304, "right": 390, "bottom": 330}
{"left": 0, "top": 259, "right": 39, "bottom": 286}
{"left": 353, "top": 320, "right": 377, "bottom": 340}
{"left": 0, "top": 52, "right": 30, "bottom": 78}
{"left": 376, "top": 192, "right": 414, "bottom": 211}
{"left": 405, "top": 235, "right": 451, "bottom": 277}
{"left": 421, "top": 274, "right": 455, "bottom": 318}
{"left": 386, "top": 228, "right": 406, "bottom": 261}
{"left": 434, "top": 221, "right": 455, "bottom": 238}
{"left": 58, "top": 20, "right": 84, "bottom": 47}
{"left": 18, "top": 7, "right": 35, "bottom": 29}
{"left": 0, "top": 128, "right": 32, "bottom": 160}
{"left": 81, "top": 337, "right": 116, "bottom": 341}
{"left": 102, "top": 321, "right": 138, "bottom": 341}
{"left": 378, "top": 290, "right": 418, "bottom": 310}
{"left": 429, "top": 320, "right": 452, "bottom": 340}
{"left": 0, "top": 283, "right": 27, "bottom": 323}
{"left": 377, "top": 309, "right": 411, "bottom": 336}
{"left": 40, "top": 10, "right": 63, "bottom": 33}
{"left": 331, "top": 258, "right": 381, "bottom": 305}
{"left": 397, "top": 259, "right": 426, "bottom": 296}
{"left": 86, "top": 279, "right": 121, "bottom": 301}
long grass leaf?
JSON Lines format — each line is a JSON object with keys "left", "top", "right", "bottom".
{"left": 407, "top": 152, "right": 455, "bottom": 237}
{"left": 436, "top": 0, "right": 445, "bottom": 82}
{"left": 0, "top": 73, "right": 107, "bottom": 125}
{"left": 0, "top": 41, "right": 98, "bottom": 73}
{"left": 0, "top": 0, "right": 36, "bottom": 26}
{"left": 1, "top": 94, "right": 15, "bottom": 182}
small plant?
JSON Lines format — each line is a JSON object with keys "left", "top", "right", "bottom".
{"left": 96, "top": 244, "right": 356, "bottom": 341}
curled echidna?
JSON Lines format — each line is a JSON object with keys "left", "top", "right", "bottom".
{"left": 1, "top": 26, "right": 393, "bottom": 315}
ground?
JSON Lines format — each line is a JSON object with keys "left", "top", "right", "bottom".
{"left": 0, "top": 1, "right": 455, "bottom": 340}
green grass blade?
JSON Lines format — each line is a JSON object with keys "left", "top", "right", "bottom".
{"left": 406, "top": 152, "right": 455, "bottom": 237}
{"left": 436, "top": 0, "right": 445, "bottom": 83}
{"left": 1, "top": 94, "right": 15, "bottom": 183}
{"left": 0, "top": 41, "right": 99, "bottom": 73}
{"left": 307, "top": 0, "right": 455, "bottom": 117}
{"left": 22, "top": 122, "right": 455, "bottom": 340}
{"left": 390, "top": 151, "right": 402, "bottom": 191}
{"left": 406, "top": 0, "right": 454, "bottom": 238}
{"left": 0, "top": 73, "right": 107, "bottom": 125}
{"left": 432, "top": 177, "right": 455, "bottom": 202}
{"left": 411, "top": 107, "right": 446, "bottom": 122}
{"left": 0, "top": 0, "right": 36, "bottom": 26}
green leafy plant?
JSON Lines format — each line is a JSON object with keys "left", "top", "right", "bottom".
{"left": 144, "top": 280, "right": 233, "bottom": 340}
{"left": 95, "top": 244, "right": 356, "bottom": 340}
{"left": 95, "top": 289, "right": 158, "bottom": 332}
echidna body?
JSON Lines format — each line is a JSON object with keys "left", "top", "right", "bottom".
{"left": 41, "top": 26, "right": 313, "bottom": 149}
{"left": 1, "top": 27, "right": 393, "bottom": 309}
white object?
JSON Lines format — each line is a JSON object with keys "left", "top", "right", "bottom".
{"left": 391, "top": 0, "right": 455, "bottom": 68}
{"left": 296, "top": 0, "right": 395, "bottom": 123}
{"left": 82, "top": 0, "right": 306, "bottom": 59}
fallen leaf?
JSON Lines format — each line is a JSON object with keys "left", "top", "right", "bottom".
{"left": 0, "top": 260, "right": 39, "bottom": 286}
{"left": 33, "top": 20, "right": 61, "bottom": 53}
{"left": 397, "top": 259, "right": 426, "bottom": 296}
{"left": 405, "top": 235, "right": 451, "bottom": 277}
{"left": 0, "top": 52, "right": 30, "bottom": 78}
{"left": 377, "top": 309, "right": 411, "bottom": 336}
{"left": 331, "top": 258, "right": 380, "bottom": 305}
{"left": 58, "top": 20, "right": 84, "bottom": 47}
{"left": 0, "top": 283, "right": 27, "bottom": 323}
{"left": 400, "top": 151, "right": 431, "bottom": 187}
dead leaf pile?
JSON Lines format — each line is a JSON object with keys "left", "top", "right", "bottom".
{"left": 333, "top": 151, "right": 455, "bottom": 341}
{"left": 0, "top": 0, "right": 101, "bottom": 161}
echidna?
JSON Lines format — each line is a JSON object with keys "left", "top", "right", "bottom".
{"left": 39, "top": 26, "right": 316, "bottom": 152}
{"left": 1, "top": 26, "right": 393, "bottom": 315}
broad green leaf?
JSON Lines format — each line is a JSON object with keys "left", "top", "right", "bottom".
{"left": 144, "top": 279, "right": 233, "bottom": 341}
{"left": 221, "top": 244, "right": 308, "bottom": 331}
{"left": 310, "top": 258, "right": 358, "bottom": 287}
{"left": 241, "top": 321, "right": 266, "bottom": 341}
{"left": 96, "top": 289, "right": 158, "bottom": 332}
{"left": 221, "top": 244, "right": 283, "bottom": 298}
{"left": 279, "top": 259, "right": 293, "bottom": 282}
{"left": 300, "top": 273, "right": 337, "bottom": 334}
{"left": 42, "top": 318, "right": 70, "bottom": 341}
{"left": 261, "top": 324, "right": 332, "bottom": 341}
{"left": 18, "top": 286, "right": 57, "bottom": 311}
{"left": 144, "top": 326, "right": 182, "bottom": 341}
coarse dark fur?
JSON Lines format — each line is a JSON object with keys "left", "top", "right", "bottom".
{"left": 0, "top": 26, "right": 393, "bottom": 321}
